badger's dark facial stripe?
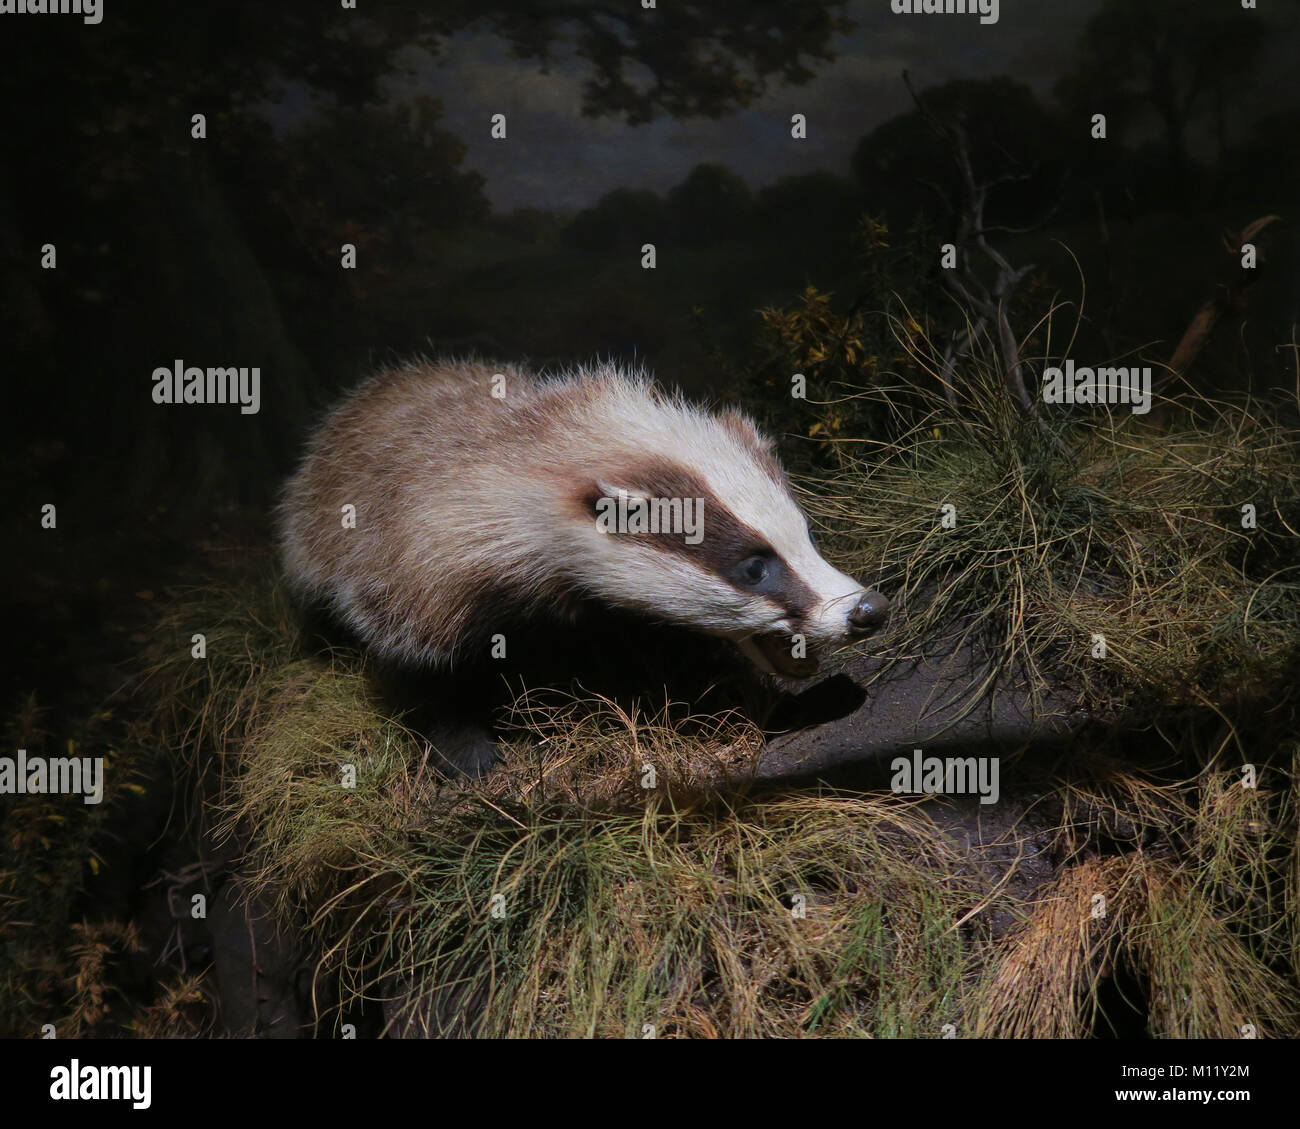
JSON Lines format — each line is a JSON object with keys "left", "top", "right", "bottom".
{"left": 580, "top": 458, "right": 819, "bottom": 627}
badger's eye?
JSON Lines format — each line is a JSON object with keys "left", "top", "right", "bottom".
{"left": 741, "top": 554, "right": 769, "bottom": 585}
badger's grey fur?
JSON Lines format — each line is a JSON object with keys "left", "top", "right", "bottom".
{"left": 277, "top": 358, "right": 887, "bottom": 680}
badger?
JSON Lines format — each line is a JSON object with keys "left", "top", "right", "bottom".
{"left": 278, "top": 357, "right": 887, "bottom": 681}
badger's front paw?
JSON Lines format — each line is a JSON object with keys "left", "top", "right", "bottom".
{"left": 424, "top": 720, "right": 500, "bottom": 779}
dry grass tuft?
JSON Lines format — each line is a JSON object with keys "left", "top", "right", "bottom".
{"left": 810, "top": 310, "right": 1300, "bottom": 722}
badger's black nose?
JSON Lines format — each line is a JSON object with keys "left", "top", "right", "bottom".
{"left": 848, "top": 590, "right": 889, "bottom": 633}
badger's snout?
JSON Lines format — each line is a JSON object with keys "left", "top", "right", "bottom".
{"left": 740, "top": 583, "right": 889, "bottom": 679}
{"left": 847, "top": 589, "right": 890, "bottom": 634}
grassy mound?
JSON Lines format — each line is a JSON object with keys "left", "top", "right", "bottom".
{"left": 109, "top": 563, "right": 1299, "bottom": 1038}
{"left": 138, "top": 580, "right": 982, "bottom": 1036}
{"left": 9, "top": 320, "right": 1298, "bottom": 1037}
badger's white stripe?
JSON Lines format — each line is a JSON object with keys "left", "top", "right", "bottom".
{"left": 567, "top": 373, "right": 866, "bottom": 642}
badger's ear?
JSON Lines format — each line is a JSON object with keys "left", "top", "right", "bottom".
{"left": 718, "top": 408, "right": 775, "bottom": 453}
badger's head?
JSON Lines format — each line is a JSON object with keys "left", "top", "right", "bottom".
{"left": 565, "top": 396, "right": 889, "bottom": 678}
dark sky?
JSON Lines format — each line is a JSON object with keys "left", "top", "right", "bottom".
{"left": 371, "top": 0, "right": 1296, "bottom": 213}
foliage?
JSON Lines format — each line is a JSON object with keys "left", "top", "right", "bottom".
{"left": 1055, "top": 0, "right": 1269, "bottom": 168}
{"left": 852, "top": 77, "right": 1062, "bottom": 229}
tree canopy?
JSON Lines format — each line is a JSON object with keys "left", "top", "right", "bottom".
{"left": 1054, "top": 0, "right": 1269, "bottom": 165}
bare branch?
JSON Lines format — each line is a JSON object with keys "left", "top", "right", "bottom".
{"left": 1164, "top": 214, "right": 1281, "bottom": 383}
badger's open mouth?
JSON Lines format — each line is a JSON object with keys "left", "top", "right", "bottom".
{"left": 747, "top": 632, "right": 821, "bottom": 679}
